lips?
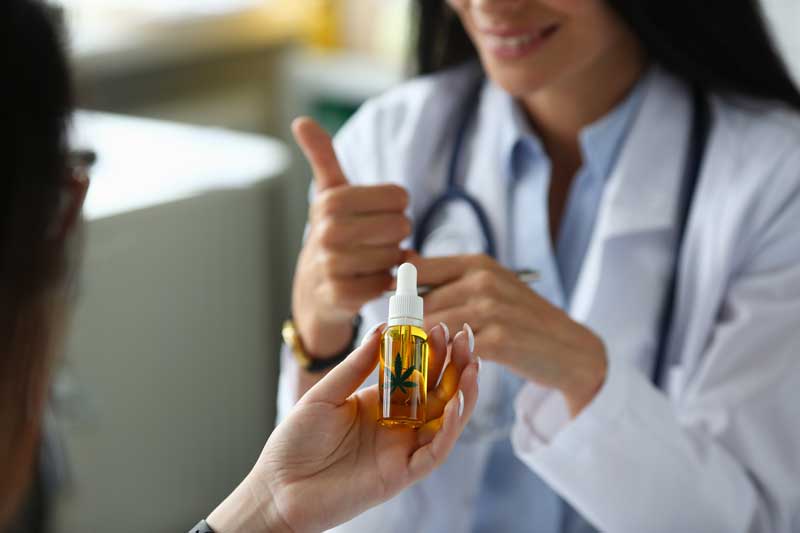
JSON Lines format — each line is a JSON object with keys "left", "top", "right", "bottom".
{"left": 478, "top": 23, "right": 560, "bottom": 60}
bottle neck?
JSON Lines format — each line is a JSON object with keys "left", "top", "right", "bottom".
{"left": 387, "top": 316, "right": 423, "bottom": 328}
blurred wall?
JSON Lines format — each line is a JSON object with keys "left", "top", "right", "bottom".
{"left": 763, "top": 0, "right": 800, "bottom": 81}
{"left": 54, "top": 181, "right": 287, "bottom": 533}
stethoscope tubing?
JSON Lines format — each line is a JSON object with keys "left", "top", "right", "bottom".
{"left": 412, "top": 76, "right": 711, "bottom": 391}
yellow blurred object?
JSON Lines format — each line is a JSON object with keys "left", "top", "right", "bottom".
{"left": 306, "top": 0, "right": 343, "bottom": 50}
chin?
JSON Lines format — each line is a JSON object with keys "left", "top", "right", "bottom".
{"left": 481, "top": 60, "right": 554, "bottom": 98}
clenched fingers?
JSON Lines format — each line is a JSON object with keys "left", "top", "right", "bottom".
{"left": 311, "top": 213, "right": 411, "bottom": 248}
{"left": 425, "top": 324, "right": 476, "bottom": 421}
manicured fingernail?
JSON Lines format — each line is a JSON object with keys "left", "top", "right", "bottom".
{"left": 439, "top": 322, "right": 450, "bottom": 344}
{"left": 463, "top": 323, "right": 475, "bottom": 353}
{"left": 457, "top": 390, "right": 465, "bottom": 417}
{"left": 360, "top": 322, "right": 385, "bottom": 346}
{"left": 476, "top": 356, "right": 482, "bottom": 373}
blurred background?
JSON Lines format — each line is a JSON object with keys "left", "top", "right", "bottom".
{"left": 25, "top": 0, "right": 799, "bottom": 531}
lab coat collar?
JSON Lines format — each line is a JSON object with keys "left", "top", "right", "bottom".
{"left": 597, "top": 67, "right": 693, "bottom": 237}
{"left": 579, "top": 73, "right": 649, "bottom": 184}
{"left": 569, "top": 66, "right": 693, "bottom": 322}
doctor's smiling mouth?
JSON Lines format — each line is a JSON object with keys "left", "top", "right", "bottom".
{"left": 443, "top": 0, "right": 645, "bottom": 100}
{"left": 475, "top": 22, "right": 561, "bottom": 61}
{"left": 457, "top": 0, "right": 565, "bottom": 65}
{"left": 477, "top": 19, "right": 561, "bottom": 61}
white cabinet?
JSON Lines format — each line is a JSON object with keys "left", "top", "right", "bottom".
{"left": 53, "top": 112, "right": 290, "bottom": 533}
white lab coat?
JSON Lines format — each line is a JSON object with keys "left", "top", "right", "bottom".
{"left": 277, "top": 65, "right": 800, "bottom": 532}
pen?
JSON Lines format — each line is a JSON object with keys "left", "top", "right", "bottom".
{"left": 383, "top": 269, "right": 541, "bottom": 297}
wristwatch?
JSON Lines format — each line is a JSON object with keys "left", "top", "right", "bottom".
{"left": 282, "top": 315, "right": 362, "bottom": 373}
{"left": 189, "top": 519, "right": 214, "bottom": 533}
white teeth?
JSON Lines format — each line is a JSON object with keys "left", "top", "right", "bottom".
{"left": 485, "top": 33, "right": 534, "bottom": 50}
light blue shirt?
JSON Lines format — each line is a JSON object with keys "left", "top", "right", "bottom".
{"left": 472, "top": 78, "right": 646, "bottom": 533}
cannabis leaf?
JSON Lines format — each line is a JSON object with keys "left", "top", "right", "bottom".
{"left": 389, "top": 352, "right": 418, "bottom": 394}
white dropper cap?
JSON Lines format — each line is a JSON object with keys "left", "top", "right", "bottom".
{"left": 388, "top": 263, "right": 424, "bottom": 327}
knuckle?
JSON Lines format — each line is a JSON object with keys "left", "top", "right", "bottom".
{"left": 316, "top": 217, "right": 339, "bottom": 248}
{"left": 327, "top": 188, "right": 351, "bottom": 214}
{"left": 391, "top": 185, "right": 410, "bottom": 208}
{"left": 539, "top": 307, "right": 564, "bottom": 332}
{"left": 399, "top": 217, "right": 413, "bottom": 237}
{"left": 482, "top": 325, "right": 504, "bottom": 350}
{"left": 384, "top": 216, "right": 410, "bottom": 242}
{"left": 376, "top": 248, "right": 402, "bottom": 270}
{"left": 473, "top": 270, "right": 495, "bottom": 292}
{"left": 389, "top": 247, "right": 405, "bottom": 263}
{"left": 317, "top": 188, "right": 347, "bottom": 217}
{"left": 475, "top": 254, "right": 494, "bottom": 269}
{"left": 312, "top": 190, "right": 335, "bottom": 217}
{"left": 320, "top": 252, "right": 340, "bottom": 278}
{"left": 329, "top": 281, "right": 349, "bottom": 303}
{"left": 474, "top": 297, "right": 495, "bottom": 316}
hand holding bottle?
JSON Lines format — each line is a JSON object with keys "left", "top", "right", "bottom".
{"left": 291, "top": 117, "right": 412, "bottom": 358}
{"left": 207, "top": 323, "right": 479, "bottom": 533}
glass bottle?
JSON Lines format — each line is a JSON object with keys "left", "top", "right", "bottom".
{"left": 378, "top": 263, "right": 428, "bottom": 429}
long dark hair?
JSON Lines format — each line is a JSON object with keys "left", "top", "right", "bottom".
{"left": 0, "top": 0, "right": 74, "bottom": 525}
{"left": 415, "top": 1, "right": 800, "bottom": 110}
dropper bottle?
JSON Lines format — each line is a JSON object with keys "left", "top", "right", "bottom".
{"left": 379, "top": 263, "right": 429, "bottom": 428}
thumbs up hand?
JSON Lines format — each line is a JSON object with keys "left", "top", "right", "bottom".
{"left": 291, "top": 118, "right": 411, "bottom": 359}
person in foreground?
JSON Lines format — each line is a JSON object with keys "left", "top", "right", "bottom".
{"left": 0, "top": 2, "right": 480, "bottom": 532}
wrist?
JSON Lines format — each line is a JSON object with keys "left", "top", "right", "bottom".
{"left": 207, "top": 473, "right": 291, "bottom": 533}
{"left": 560, "top": 342, "right": 607, "bottom": 418}
{"left": 294, "top": 313, "right": 356, "bottom": 359}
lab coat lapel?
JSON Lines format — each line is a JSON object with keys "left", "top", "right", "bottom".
{"left": 570, "top": 69, "right": 693, "bottom": 374}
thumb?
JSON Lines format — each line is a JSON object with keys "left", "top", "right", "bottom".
{"left": 291, "top": 116, "right": 349, "bottom": 192}
{"left": 302, "top": 323, "right": 384, "bottom": 405}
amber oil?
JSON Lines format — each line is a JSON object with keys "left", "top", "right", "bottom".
{"left": 379, "top": 324, "right": 428, "bottom": 428}
{"left": 379, "top": 263, "right": 428, "bottom": 429}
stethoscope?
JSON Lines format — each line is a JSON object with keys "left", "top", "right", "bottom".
{"left": 413, "top": 78, "right": 711, "bottom": 440}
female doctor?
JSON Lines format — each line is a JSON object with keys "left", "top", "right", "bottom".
{"left": 279, "top": 0, "right": 800, "bottom": 531}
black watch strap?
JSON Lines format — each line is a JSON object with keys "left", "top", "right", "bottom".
{"left": 304, "top": 314, "right": 363, "bottom": 373}
{"left": 189, "top": 519, "right": 214, "bottom": 533}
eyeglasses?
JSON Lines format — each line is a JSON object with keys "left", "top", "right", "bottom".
{"left": 49, "top": 149, "right": 94, "bottom": 242}
{"left": 68, "top": 149, "right": 97, "bottom": 178}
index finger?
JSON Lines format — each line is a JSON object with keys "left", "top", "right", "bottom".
{"left": 409, "top": 254, "right": 488, "bottom": 287}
